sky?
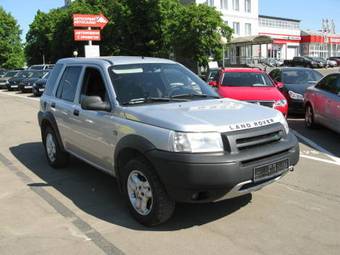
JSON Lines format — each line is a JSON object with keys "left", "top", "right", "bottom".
{"left": 0, "top": 0, "right": 340, "bottom": 41}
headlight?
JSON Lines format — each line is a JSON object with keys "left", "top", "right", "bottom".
{"left": 278, "top": 115, "right": 289, "bottom": 134}
{"left": 273, "top": 99, "right": 287, "bottom": 107}
{"left": 288, "top": 90, "right": 304, "bottom": 100}
{"left": 170, "top": 132, "right": 223, "bottom": 153}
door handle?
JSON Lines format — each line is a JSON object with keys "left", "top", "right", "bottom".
{"left": 51, "top": 102, "right": 56, "bottom": 108}
{"left": 73, "top": 109, "right": 80, "bottom": 116}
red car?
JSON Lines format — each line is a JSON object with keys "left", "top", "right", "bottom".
{"left": 209, "top": 68, "right": 288, "bottom": 117}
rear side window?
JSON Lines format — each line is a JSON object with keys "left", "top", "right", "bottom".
{"left": 44, "top": 64, "right": 63, "bottom": 96}
{"left": 56, "top": 66, "right": 82, "bottom": 102}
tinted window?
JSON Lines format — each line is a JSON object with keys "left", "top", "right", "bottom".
{"left": 45, "top": 64, "right": 63, "bottom": 96}
{"left": 56, "top": 66, "right": 82, "bottom": 102}
{"left": 80, "top": 67, "right": 108, "bottom": 103}
{"left": 221, "top": 72, "right": 274, "bottom": 87}
{"left": 316, "top": 75, "right": 339, "bottom": 94}
{"left": 282, "top": 70, "right": 322, "bottom": 85}
{"left": 269, "top": 69, "right": 281, "bottom": 82}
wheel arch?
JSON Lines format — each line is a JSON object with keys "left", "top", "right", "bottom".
{"left": 114, "top": 135, "right": 157, "bottom": 192}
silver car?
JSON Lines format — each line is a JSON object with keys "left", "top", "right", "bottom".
{"left": 305, "top": 73, "right": 340, "bottom": 133}
{"left": 38, "top": 56, "right": 299, "bottom": 226}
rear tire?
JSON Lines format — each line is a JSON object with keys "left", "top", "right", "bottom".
{"left": 122, "top": 157, "right": 175, "bottom": 226}
{"left": 305, "top": 104, "right": 316, "bottom": 129}
{"left": 43, "top": 127, "right": 69, "bottom": 168}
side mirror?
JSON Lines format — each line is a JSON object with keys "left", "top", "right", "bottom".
{"left": 275, "top": 82, "right": 284, "bottom": 89}
{"left": 81, "top": 96, "right": 111, "bottom": 112}
{"left": 208, "top": 81, "right": 218, "bottom": 87}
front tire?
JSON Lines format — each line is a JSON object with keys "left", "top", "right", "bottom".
{"left": 305, "top": 104, "right": 316, "bottom": 128}
{"left": 122, "top": 157, "right": 175, "bottom": 226}
{"left": 43, "top": 127, "right": 69, "bottom": 168}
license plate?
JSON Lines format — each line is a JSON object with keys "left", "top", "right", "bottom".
{"left": 39, "top": 88, "right": 44, "bottom": 92}
{"left": 254, "top": 159, "right": 289, "bottom": 182}
{"left": 25, "top": 86, "right": 32, "bottom": 89}
{"left": 11, "top": 85, "right": 18, "bottom": 88}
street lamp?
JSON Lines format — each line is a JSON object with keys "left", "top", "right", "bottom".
{"left": 220, "top": 36, "right": 228, "bottom": 67}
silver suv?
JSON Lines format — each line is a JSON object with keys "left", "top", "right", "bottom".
{"left": 38, "top": 57, "right": 299, "bottom": 226}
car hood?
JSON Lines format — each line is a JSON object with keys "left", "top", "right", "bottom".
{"left": 284, "top": 83, "right": 315, "bottom": 94}
{"left": 218, "top": 86, "right": 284, "bottom": 101}
{"left": 122, "top": 98, "right": 284, "bottom": 133}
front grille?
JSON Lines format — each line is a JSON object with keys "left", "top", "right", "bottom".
{"left": 222, "top": 123, "right": 285, "bottom": 154}
{"left": 248, "top": 101, "right": 275, "bottom": 108}
{"left": 236, "top": 130, "right": 284, "bottom": 151}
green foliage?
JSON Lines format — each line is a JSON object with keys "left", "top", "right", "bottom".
{"left": 0, "top": 6, "right": 25, "bottom": 68}
{"left": 25, "top": 0, "right": 232, "bottom": 69}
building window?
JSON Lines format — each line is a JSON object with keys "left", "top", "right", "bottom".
{"left": 245, "top": 0, "right": 251, "bottom": 13}
{"left": 208, "top": 0, "right": 215, "bottom": 6}
{"left": 245, "top": 23, "right": 252, "bottom": 35}
{"left": 232, "top": 0, "right": 239, "bottom": 11}
{"left": 233, "top": 22, "right": 240, "bottom": 35}
{"left": 224, "top": 20, "right": 229, "bottom": 26}
{"left": 220, "top": 0, "right": 228, "bottom": 9}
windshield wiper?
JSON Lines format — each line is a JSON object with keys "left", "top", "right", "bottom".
{"left": 170, "top": 93, "right": 220, "bottom": 99}
{"left": 120, "top": 97, "right": 186, "bottom": 105}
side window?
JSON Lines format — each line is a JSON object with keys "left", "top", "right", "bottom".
{"left": 316, "top": 74, "right": 338, "bottom": 94}
{"left": 45, "top": 64, "right": 63, "bottom": 96}
{"left": 79, "top": 67, "right": 108, "bottom": 103}
{"left": 56, "top": 66, "right": 82, "bottom": 102}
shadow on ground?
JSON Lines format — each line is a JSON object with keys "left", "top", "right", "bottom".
{"left": 10, "top": 142, "right": 251, "bottom": 231}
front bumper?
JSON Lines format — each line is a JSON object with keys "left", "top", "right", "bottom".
{"left": 147, "top": 132, "right": 299, "bottom": 203}
{"left": 288, "top": 99, "right": 304, "bottom": 114}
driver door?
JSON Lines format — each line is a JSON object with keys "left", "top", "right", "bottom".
{"left": 71, "top": 66, "right": 117, "bottom": 172}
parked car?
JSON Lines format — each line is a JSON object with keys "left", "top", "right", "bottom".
{"left": 38, "top": 57, "right": 299, "bottom": 226}
{"left": 326, "top": 58, "right": 338, "bottom": 67}
{"left": 32, "top": 71, "right": 50, "bottom": 96}
{"left": 283, "top": 56, "right": 319, "bottom": 68}
{"left": 19, "top": 70, "right": 49, "bottom": 93}
{"left": 306, "top": 57, "right": 326, "bottom": 68}
{"left": 260, "top": 58, "right": 283, "bottom": 67}
{"left": 205, "top": 68, "right": 219, "bottom": 82}
{"left": 28, "top": 64, "right": 54, "bottom": 70}
{"left": 7, "top": 70, "right": 33, "bottom": 91}
{"left": 327, "top": 57, "right": 340, "bottom": 66}
{"left": 209, "top": 68, "right": 288, "bottom": 117}
{"left": 0, "top": 70, "right": 19, "bottom": 89}
{"left": 304, "top": 73, "right": 340, "bottom": 133}
{"left": 0, "top": 69, "right": 7, "bottom": 78}
{"left": 269, "top": 67, "right": 323, "bottom": 114}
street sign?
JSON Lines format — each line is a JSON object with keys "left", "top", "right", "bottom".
{"left": 74, "top": 30, "right": 101, "bottom": 41}
{"left": 73, "top": 14, "right": 109, "bottom": 30}
{"left": 85, "top": 45, "right": 100, "bottom": 58}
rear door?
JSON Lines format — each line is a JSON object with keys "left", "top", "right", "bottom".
{"left": 52, "top": 65, "right": 83, "bottom": 152}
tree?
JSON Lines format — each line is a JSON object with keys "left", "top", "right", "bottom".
{"left": 24, "top": 0, "right": 232, "bottom": 70}
{"left": 173, "top": 3, "right": 232, "bottom": 68}
{"left": 0, "top": 6, "right": 25, "bottom": 68}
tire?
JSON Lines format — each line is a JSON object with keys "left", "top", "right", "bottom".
{"left": 122, "top": 157, "right": 175, "bottom": 226}
{"left": 43, "top": 126, "right": 69, "bottom": 168}
{"left": 305, "top": 104, "right": 316, "bottom": 129}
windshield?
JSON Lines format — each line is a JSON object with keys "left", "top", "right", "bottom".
{"left": 282, "top": 70, "right": 323, "bottom": 84}
{"left": 221, "top": 72, "right": 274, "bottom": 87}
{"left": 5, "top": 71, "right": 18, "bottom": 77}
{"left": 31, "top": 71, "right": 45, "bottom": 78}
{"left": 109, "top": 63, "right": 219, "bottom": 105}
{"left": 42, "top": 72, "right": 50, "bottom": 79}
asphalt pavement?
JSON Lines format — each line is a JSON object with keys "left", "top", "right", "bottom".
{"left": 0, "top": 90, "right": 340, "bottom": 255}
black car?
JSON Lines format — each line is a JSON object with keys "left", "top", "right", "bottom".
{"left": 269, "top": 67, "right": 323, "bottom": 114}
{"left": 32, "top": 71, "right": 50, "bottom": 96}
{"left": 283, "top": 56, "right": 319, "bottom": 68}
{"left": 7, "top": 70, "right": 32, "bottom": 91}
{"left": 0, "top": 70, "right": 19, "bottom": 89}
{"left": 19, "top": 70, "right": 49, "bottom": 93}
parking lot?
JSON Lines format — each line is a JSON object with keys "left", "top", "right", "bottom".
{"left": 0, "top": 89, "right": 340, "bottom": 255}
